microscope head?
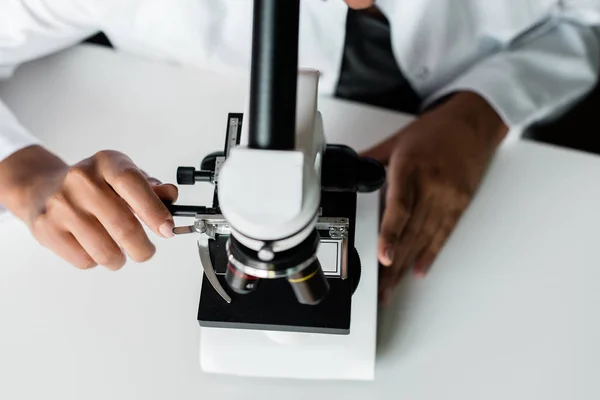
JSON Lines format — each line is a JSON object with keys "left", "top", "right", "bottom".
{"left": 217, "top": 70, "right": 329, "bottom": 305}
{"left": 215, "top": 1, "right": 331, "bottom": 305}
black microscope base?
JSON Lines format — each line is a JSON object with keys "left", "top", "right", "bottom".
{"left": 197, "top": 274, "right": 353, "bottom": 334}
{"left": 197, "top": 191, "right": 359, "bottom": 335}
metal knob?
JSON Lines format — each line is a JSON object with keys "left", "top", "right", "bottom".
{"left": 176, "top": 167, "right": 213, "bottom": 185}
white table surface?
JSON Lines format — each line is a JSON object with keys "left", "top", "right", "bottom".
{"left": 0, "top": 45, "right": 598, "bottom": 399}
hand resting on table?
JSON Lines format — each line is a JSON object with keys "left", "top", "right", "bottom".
{"left": 362, "top": 92, "right": 508, "bottom": 304}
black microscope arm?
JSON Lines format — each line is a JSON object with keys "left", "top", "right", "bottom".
{"left": 248, "top": 0, "right": 300, "bottom": 151}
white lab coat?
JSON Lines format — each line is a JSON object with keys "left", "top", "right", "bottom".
{"left": 0, "top": 0, "right": 599, "bottom": 163}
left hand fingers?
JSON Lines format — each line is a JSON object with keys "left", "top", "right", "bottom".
{"left": 140, "top": 170, "right": 179, "bottom": 202}
{"left": 400, "top": 208, "right": 443, "bottom": 281}
{"left": 380, "top": 188, "right": 469, "bottom": 297}
{"left": 380, "top": 195, "right": 431, "bottom": 293}
{"left": 378, "top": 262, "right": 396, "bottom": 305}
{"left": 389, "top": 178, "right": 432, "bottom": 269}
{"left": 414, "top": 212, "right": 460, "bottom": 276}
{"left": 377, "top": 167, "right": 415, "bottom": 266}
{"left": 360, "top": 135, "right": 397, "bottom": 165}
{"left": 378, "top": 205, "right": 438, "bottom": 305}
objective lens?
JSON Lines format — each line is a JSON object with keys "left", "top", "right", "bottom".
{"left": 287, "top": 258, "right": 329, "bottom": 305}
{"left": 225, "top": 262, "right": 260, "bottom": 294}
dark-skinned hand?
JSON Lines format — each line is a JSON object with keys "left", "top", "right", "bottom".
{"left": 361, "top": 92, "right": 508, "bottom": 304}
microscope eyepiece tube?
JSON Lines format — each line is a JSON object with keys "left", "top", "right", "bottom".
{"left": 287, "top": 258, "right": 330, "bottom": 305}
{"left": 248, "top": 0, "right": 300, "bottom": 151}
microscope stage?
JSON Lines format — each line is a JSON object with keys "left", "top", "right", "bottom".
{"left": 197, "top": 191, "right": 359, "bottom": 334}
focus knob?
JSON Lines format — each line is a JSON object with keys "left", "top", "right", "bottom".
{"left": 176, "top": 167, "right": 213, "bottom": 185}
{"left": 357, "top": 157, "right": 386, "bottom": 193}
{"left": 177, "top": 167, "right": 196, "bottom": 185}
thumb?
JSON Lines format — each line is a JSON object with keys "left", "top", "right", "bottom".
{"left": 151, "top": 182, "right": 179, "bottom": 203}
{"left": 359, "top": 135, "right": 397, "bottom": 165}
{"left": 142, "top": 172, "right": 179, "bottom": 203}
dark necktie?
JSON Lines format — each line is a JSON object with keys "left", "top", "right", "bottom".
{"left": 335, "top": 7, "right": 422, "bottom": 114}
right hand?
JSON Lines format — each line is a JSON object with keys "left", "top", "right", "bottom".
{"left": 0, "top": 146, "right": 178, "bottom": 270}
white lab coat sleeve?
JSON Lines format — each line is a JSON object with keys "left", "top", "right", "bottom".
{"left": 424, "top": 7, "right": 600, "bottom": 134}
{"left": 0, "top": 0, "right": 99, "bottom": 162}
{"left": 0, "top": 100, "right": 41, "bottom": 161}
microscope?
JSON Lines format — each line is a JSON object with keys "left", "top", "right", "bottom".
{"left": 167, "top": 0, "right": 385, "bottom": 336}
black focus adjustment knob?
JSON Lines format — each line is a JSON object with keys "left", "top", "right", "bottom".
{"left": 177, "top": 167, "right": 196, "bottom": 185}
{"left": 357, "top": 157, "right": 386, "bottom": 193}
{"left": 320, "top": 144, "right": 386, "bottom": 193}
{"left": 177, "top": 167, "right": 213, "bottom": 185}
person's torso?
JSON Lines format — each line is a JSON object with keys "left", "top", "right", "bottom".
{"left": 95, "top": 0, "right": 560, "bottom": 98}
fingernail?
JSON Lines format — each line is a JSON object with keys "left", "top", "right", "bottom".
{"left": 385, "top": 247, "right": 394, "bottom": 265}
{"left": 415, "top": 260, "right": 432, "bottom": 278}
{"left": 159, "top": 220, "right": 175, "bottom": 238}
